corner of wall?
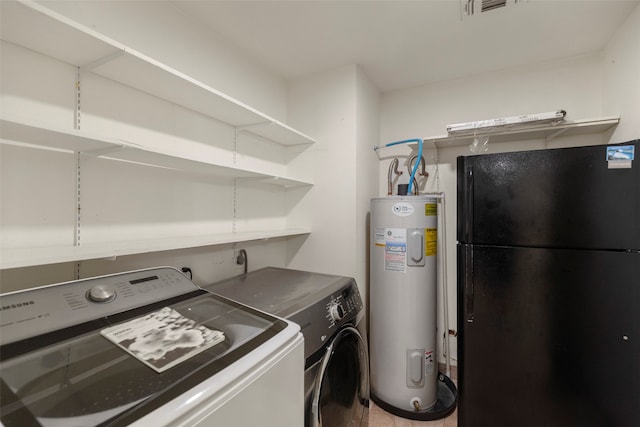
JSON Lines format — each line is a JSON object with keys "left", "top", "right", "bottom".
{"left": 602, "top": 2, "right": 640, "bottom": 143}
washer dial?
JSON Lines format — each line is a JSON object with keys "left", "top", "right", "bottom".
{"left": 87, "top": 285, "right": 116, "bottom": 303}
{"left": 328, "top": 302, "right": 345, "bottom": 323}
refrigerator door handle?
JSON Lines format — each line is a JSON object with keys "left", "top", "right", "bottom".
{"left": 464, "top": 165, "right": 474, "bottom": 241}
{"left": 464, "top": 245, "right": 474, "bottom": 322}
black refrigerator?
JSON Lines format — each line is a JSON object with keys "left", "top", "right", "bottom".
{"left": 457, "top": 140, "right": 639, "bottom": 427}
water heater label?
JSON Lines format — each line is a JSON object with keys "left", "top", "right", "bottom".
{"left": 384, "top": 228, "right": 407, "bottom": 272}
{"left": 374, "top": 228, "right": 386, "bottom": 246}
{"left": 425, "top": 203, "right": 437, "bottom": 216}
{"left": 392, "top": 202, "right": 414, "bottom": 217}
{"left": 425, "top": 228, "right": 438, "bottom": 256}
{"left": 425, "top": 350, "right": 435, "bottom": 376}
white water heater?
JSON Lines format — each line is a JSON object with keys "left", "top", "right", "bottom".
{"left": 369, "top": 195, "right": 439, "bottom": 415}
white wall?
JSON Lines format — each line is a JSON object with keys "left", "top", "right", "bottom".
{"left": 603, "top": 2, "right": 640, "bottom": 142}
{"left": 356, "top": 66, "right": 382, "bottom": 309}
{"left": 381, "top": 52, "right": 605, "bottom": 144}
{"left": 285, "top": 65, "right": 358, "bottom": 279}
{"left": 285, "top": 65, "right": 380, "bottom": 300}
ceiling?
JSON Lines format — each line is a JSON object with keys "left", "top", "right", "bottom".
{"left": 171, "top": 0, "right": 639, "bottom": 93}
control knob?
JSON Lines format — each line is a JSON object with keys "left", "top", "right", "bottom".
{"left": 328, "top": 302, "right": 345, "bottom": 323}
{"left": 87, "top": 285, "right": 116, "bottom": 303}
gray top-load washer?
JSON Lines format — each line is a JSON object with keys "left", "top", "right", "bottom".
{"left": 204, "top": 267, "right": 369, "bottom": 427}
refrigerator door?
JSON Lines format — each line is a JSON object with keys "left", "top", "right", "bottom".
{"left": 458, "top": 244, "right": 639, "bottom": 427}
{"left": 457, "top": 141, "right": 639, "bottom": 250}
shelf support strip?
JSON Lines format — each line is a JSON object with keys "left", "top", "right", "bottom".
{"left": 235, "top": 120, "right": 276, "bottom": 132}
{"left": 80, "top": 49, "right": 126, "bottom": 72}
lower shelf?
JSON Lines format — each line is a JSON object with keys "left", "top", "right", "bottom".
{"left": 0, "top": 229, "right": 311, "bottom": 269}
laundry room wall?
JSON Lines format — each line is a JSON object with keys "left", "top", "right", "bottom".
{"left": 379, "top": 3, "right": 640, "bottom": 367}
{"left": 602, "top": 2, "right": 640, "bottom": 142}
{"left": 0, "top": 0, "right": 313, "bottom": 292}
{"left": 356, "top": 68, "right": 382, "bottom": 307}
{"left": 285, "top": 65, "right": 380, "bottom": 302}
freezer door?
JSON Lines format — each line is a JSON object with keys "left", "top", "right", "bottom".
{"left": 457, "top": 141, "right": 639, "bottom": 250}
{"left": 457, "top": 244, "right": 639, "bottom": 427}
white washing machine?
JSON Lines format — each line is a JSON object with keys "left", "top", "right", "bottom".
{"left": 0, "top": 267, "right": 304, "bottom": 427}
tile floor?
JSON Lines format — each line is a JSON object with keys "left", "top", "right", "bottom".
{"left": 369, "top": 401, "right": 458, "bottom": 427}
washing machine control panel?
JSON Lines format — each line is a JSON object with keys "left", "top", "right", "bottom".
{"left": 261, "top": 275, "right": 365, "bottom": 360}
{"left": 0, "top": 267, "right": 198, "bottom": 345}
{"left": 325, "top": 283, "right": 363, "bottom": 328}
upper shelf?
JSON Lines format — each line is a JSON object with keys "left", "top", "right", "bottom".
{"left": 0, "top": 117, "right": 313, "bottom": 188}
{"left": 425, "top": 116, "right": 620, "bottom": 148}
{"left": 0, "top": 0, "right": 316, "bottom": 147}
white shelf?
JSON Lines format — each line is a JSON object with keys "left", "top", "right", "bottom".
{"left": 1, "top": 0, "right": 315, "bottom": 147}
{"left": 0, "top": 117, "right": 313, "bottom": 188}
{"left": 102, "top": 145, "right": 313, "bottom": 188}
{"left": 0, "top": 229, "right": 311, "bottom": 269}
{"left": 425, "top": 116, "right": 620, "bottom": 148}
{"left": 0, "top": 117, "right": 123, "bottom": 154}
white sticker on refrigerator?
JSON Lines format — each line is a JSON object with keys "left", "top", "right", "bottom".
{"left": 607, "top": 145, "right": 634, "bottom": 169}
{"left": 384, "top": 228, "right": 407, "bottom": 272}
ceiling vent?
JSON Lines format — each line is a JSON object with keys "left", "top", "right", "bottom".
{"left": 462, "top": 0, "right": 522, "bottom": 17}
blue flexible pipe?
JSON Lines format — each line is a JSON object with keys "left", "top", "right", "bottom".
{"left": 374, "top": 138, "right": 423, "bottom": 194}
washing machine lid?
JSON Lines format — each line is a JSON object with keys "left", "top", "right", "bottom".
{"left": 204, "top": 267, "right": 364, "bottom": 363}
{"left": 204, "top": 267, "right": 355, "bottom": 318}
{"left": 0, "top": 267, "right": 291, "bottom": 427}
